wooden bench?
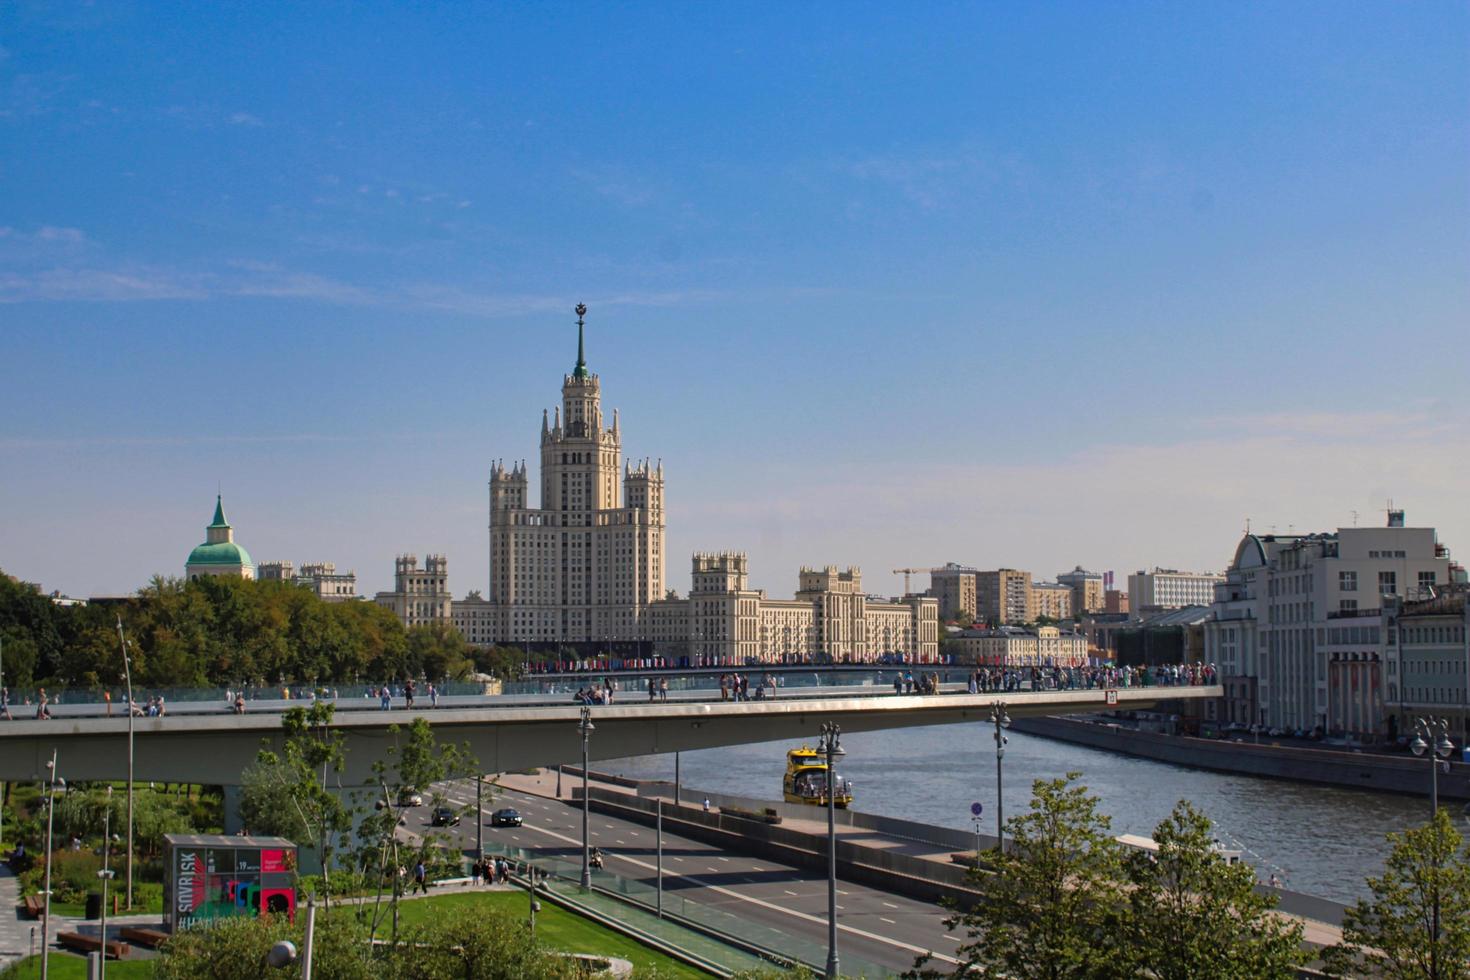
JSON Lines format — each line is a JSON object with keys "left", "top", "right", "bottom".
{"left": 119, "top": 926, "right": 169, "bottom": 949}
{"left": 56, "top": 931, "right": 130, "bottom": 959}
{"left": 21, "top": 895, "right": 45, "bottom": 919}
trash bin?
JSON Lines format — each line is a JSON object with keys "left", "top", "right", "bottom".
{"left": 84, "top": 891, "right": 103, "bottom": 920}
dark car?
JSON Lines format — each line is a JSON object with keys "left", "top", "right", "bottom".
{"left": 430, "top": 806, "right": 460, "bottom": 827}
{"left": 491, "top": 808, "right": 523, "bottom": 827}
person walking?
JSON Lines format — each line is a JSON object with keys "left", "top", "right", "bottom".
{"left": 413, "top": 859, "right": 428, "bottom": 895}
{"left": 0, "top": 687, "right": 11, "bottom": 720}
{"left": 659, "top": 677, "right": 669, "bottom": 702}
{"left": 380, "top": 685, "right": 392, "bottom": 710}
{"left": 428, "top": 682, "right": 439, "bottom": 709}
{"left": 35, "top": 687, "right": 51, "bottom": 720}
{"left": 404, "top": 679, "right": 416, "bottom": 710}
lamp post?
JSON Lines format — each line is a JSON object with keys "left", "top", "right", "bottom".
{"left": 990, "top": 701, "right": 1011, "bottom": 853}
{"left": 1410, "top": 715, "right": 1455, "bottom": 980}
{"left": 578, "top": 705, "right": 595, "bottom": 890}
{"left": 819, "top": 721, "right": 845, "bottom": 980}
{"left": 1410, "top": 716, "right": 1455, "bottom": 815}
{"left": 98, "top": 786, "right": 115, "bottom": 980}
{"left": 40, "top": 751, "right": 59, "bottom": 980}
{"left": 656, "top": 797, "right": 664, "bottom": 919}
{"left": 115, "top": 617, "right": 135, "bottom": 909}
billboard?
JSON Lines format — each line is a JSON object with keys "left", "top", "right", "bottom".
{"left": 164, "top": 836, "right": 297, "bottom": 931}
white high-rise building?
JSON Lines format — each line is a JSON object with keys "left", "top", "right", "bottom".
{"left": 1203, "top": 509, "right": 1453, "bottom": 738}
{"left": 483, "top": 306, "right": 665, "bottom": 645}
{"left": 1128, "top": 567, "right": 1223, "bottom": 615}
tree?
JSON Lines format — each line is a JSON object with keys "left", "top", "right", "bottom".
{"left": 155, "top": 910, "right": 376, "bottom": 980}
{"left": 239, "top": 702, "right": 353, "bottom": 903}
{"left": 1123, "top": 801, "right": 1305, "bottom": 979}
{"left": 914, "top": 773, "right": 1126, "bottom": 979}
{"left": 1324, "top": 807, "right": 1470, "bottom": 979}
{"left": 355, "top": 717, "right": 478, "bottom": 944}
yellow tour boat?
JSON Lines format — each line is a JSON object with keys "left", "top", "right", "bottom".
{"left": 782, "top": 745, "right": 853, "bottom": 807}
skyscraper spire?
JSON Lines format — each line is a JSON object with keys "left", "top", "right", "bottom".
{"left": 572, "top": 302, "right": 589, "bottom": 379}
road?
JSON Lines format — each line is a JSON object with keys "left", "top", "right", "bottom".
{"left": 422, "top": 781, "right": 961, "bottom": 975}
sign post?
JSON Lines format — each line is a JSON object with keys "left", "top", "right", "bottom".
{"left": 969, "top": 801, "right": 984, "bottom": 856}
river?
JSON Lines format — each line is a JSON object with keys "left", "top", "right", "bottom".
{"left": 605, "top": 722, "right": 1455, "bottom": 904}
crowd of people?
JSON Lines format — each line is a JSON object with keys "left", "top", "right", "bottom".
{"left": 961, "top": 662, "right": 1217, "bottom": 694}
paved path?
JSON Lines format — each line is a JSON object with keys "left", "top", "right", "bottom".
{"left": 0, "top": 864, "right": 36, "bottom": 968}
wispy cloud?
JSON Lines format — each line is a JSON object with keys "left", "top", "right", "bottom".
{"left": 228, "top": 111, "right": 263, "bottom": 127}
{"left": 0, "top": 248, "right": 723, "bottom": 317}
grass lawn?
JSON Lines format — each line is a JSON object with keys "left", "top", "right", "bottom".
{"left": 0, "top": 953, "right": 155, "bottom": 979}
{"left": 391, "top": 891, "right": 711, "bottom": 978}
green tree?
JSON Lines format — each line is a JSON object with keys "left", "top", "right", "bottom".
{"left": 155, "top": 910, "right": 376, "bottom": 980}
{"left": 1124, "top": 801, "right": 1306, "bottom": 979}
{"left": 914, "top": 773, "right": 1125, "bottom": 979}
{"left": 1325, "top": 807, "right": 1470, "bottom": 979}
{"left": 239, "top": 702, "right": 353, "bottom": 902}
{"left": 356, "top": 718, "right": 478, "bottom": 944}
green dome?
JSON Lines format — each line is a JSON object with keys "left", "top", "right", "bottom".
{"left": 187, "top": 541, "right": 254, "bottom": 568}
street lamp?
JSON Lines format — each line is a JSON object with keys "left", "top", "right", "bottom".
{"left": 990, "top": 701, "right": 1011, "bottom": 854}
{"left": 98, "top": 785, "right": 115, "bottom": 980}
{"left": 115, "top": 617, "right": 135, "bottom": 909}
{"left": 1410, "top": 716, "right": 1455, "bottom": 815}
{"left": 578, "top": 705, "right": 595, "bottom": 890}
{"left": 41, "top": 752, "right": 60, "bottom": 980}
{"left": 819, "top": 721, "right": 846, "bottom": 980}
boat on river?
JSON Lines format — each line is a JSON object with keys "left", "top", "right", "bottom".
{"left": 782, "top": 745, "right": 853, "bottom": 807}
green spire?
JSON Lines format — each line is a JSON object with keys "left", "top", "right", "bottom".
{"left": 210, "top": 494, "right": 229, "bottom": 528}
{"left": 572, "top": 303, "right": 589, "bottom": 379}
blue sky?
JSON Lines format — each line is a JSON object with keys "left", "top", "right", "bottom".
{"left": 2, "top": 2, "right": 1467, "bottom": 599}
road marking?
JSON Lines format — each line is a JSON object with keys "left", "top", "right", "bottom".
{"left": 835, "top": 904, "right": 845, "bottom": 910}
{"left": 672, "top": 856, "right": 685, "bottom": 862}
{"left": 882, "top": 901, "right": 899, "bottom": 909}
{"left": 717, "top": 857, "right": 730, "bottom": 863}
{"left": 518, "top": 821, "right": 956, "bottom": 965}
{"left": 616, "top": 839, "right": 626, "bottom": 845}
{"left": 880, "top": 917, "right": 896, "bottom": 924}
{"left": 784, "top": 890, "right": 799, "bottom": 896}
{"left": 944, "top": 935, "right": 961, "bottom": 943}
{"left": 837, "top": 889, "right": 848, "bottom": 895}
{"left": 708, "top": 867, "right": 720, "bottom": 873}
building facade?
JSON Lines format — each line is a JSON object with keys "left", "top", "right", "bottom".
{"left": 1057, "top": 566, "right": 1105, "bottom": 615}
{"left": 645, "top": 554, "right": 939, "bottom": 664}
{"left": 373, "top": 554, "right": 451, "bottom": 629}
{"left": 1030, "top": 581, "right": 1073, "bottom": 621}
{"left": 1128, "top": 567, "right": 1223, "bottom": 615}
{"left": 928, "top": 564, "right": 978, "bottom": 622}
{"left": 951, "top": 625, "right": 1088, "bottom": 667}
{"left": 1386, "top": 589, "right": 1470, "bottom": 744}
{"left": 1202, "top": 511, "right": 1455, "bottom": 738}
{"left": 259, "top": 560, "right": 359, "bottom": 602}
{"left": 185, "top": 496, "right": 255, "bottom": 582}
{"left": 976, "top": 568, "right": 1032, "bottom": 625}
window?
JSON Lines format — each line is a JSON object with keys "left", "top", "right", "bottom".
{"left": 1339, "top": 571, "right": 1357, "bottom": 592}
{"left": 1340, "top": 599, "right": 1358, "bottom": 615}
{"left": 1418, "top": 571, "right": 1436, "bottom": 594}
{"left": 1379, "top": 571, "right": 1397, "bottom": 596}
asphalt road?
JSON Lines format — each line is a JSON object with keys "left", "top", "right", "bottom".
{"left": 417, "top": 781, "right": 961, "bottom": 976}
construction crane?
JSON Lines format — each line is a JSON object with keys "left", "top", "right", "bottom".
{"left": 893, "top": 568, "right": 930, "bottom": 594}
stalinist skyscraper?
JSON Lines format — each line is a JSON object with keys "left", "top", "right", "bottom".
{"left": 485, "top": 305, "right": 666, "bottom": 645}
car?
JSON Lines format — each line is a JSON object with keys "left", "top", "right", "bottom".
{"left": 430, "top": 806, "right": 460, "bottom": 827}
{"left": 491, "top": 808, "right": 523, "bottom": 827}
{"left": 398, "top": 789, "right": 425, "bottom": 807}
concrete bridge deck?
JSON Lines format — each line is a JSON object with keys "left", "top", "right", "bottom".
{"left": 0, "top": 685, "right": 1221, "bottom": 786}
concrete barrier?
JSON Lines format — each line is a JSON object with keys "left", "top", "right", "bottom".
{"left": 579, "top": 786, "right": 981, "bottom": 906}
{"left": 1012, "top": 716, "right": 1470, "bottom": 801}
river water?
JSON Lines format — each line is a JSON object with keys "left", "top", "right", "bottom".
{"left": 605, "top": 722, "right": 1450, "bottom": 904}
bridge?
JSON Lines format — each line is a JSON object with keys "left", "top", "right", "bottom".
{"left": 0, "top": 685, "right": 1220, "bottom": 786}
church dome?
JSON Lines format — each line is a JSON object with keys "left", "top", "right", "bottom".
{"left": 186, "top": 539, "right": 254, "bottom": 567}
{"left": 185, "top": 495, "right": 255, "bottom": 578}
